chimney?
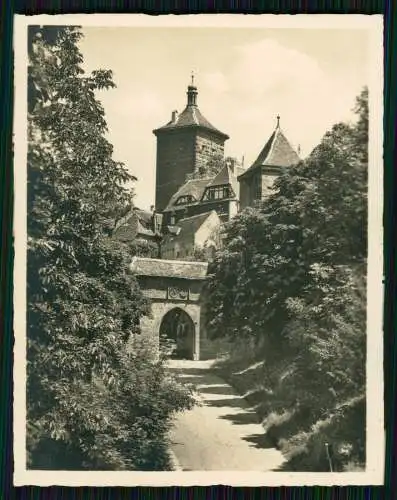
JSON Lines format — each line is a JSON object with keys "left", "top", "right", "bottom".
{"left": 171, "top": 110, "right": 178, "bottom": 123}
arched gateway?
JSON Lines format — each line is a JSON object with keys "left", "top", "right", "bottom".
{"left": 129, "top": 257, "right": 208, "bottom": 360}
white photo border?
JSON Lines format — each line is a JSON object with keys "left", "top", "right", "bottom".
{"left": 13, "top": 13, "right": 384, "bottom": 487}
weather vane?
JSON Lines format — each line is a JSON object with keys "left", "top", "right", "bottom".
{"left": 191, "top": 71, "right": 195, "bottom": 86}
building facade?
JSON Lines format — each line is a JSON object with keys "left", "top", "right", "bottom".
{"left": 116, "top": 80, "right": 300, "bottom": 261}
{"left": 161, "top": 210, "right": 221, "bottom": 261}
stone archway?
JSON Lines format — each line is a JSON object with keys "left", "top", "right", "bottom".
{"left": 130, "top": 257, "right": 209, "bottom": 361}
{"left": 159, "top": 307, "right": 195, "bottom": 359}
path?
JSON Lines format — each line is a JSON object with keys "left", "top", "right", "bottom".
{"left": 168, "top": 360, "right": 285, "bottom": 471}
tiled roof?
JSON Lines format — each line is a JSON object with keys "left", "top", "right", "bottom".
{"left": 164, "top": 178, "right": 212, "bottom": 211}
{"left": 206, "top": 164, "right": 238, "bottom": 196}
{"left": 130, "top": 257, "right": 208, "bottom": 280}
{"left": 134, "top": 208, "right": 153, "bottom": 225}
{"left": 154, "top": 105, "right": 229, "bottom": 139}
{"left": 137, "top": 220, "right": 156, "bottom": 237}
{"left": 238, "top": 126, "right": 300, "bottom": 179}
{"left": 113, "top": 207, "right": 156, "bottom": 238}
{"left": 177, "top": 211, "right": 218, "bottom": 238}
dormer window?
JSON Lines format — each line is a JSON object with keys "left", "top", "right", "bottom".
{"left": 175, "top": 195, "right": 195, "bottom": 205}
{"left": 202, "top": 185, "right": 235, "bottom": 202}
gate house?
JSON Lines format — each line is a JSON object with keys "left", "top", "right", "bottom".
{"left": 130, "top": 257, "right": 208, "bottom": 360}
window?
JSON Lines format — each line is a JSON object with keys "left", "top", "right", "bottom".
{"left": 175, "top": 195, "right": 195, "bottom": 205}
{"left": 202, "top": 185, "right": 235, "bottom": 202}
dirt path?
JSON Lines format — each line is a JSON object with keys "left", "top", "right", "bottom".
{"left": 168, "top": 360, "right": 285, "bottom": 471}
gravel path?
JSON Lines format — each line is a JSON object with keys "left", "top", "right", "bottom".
{"left": 168, "top": 360, "right": 285, "bottom": 471}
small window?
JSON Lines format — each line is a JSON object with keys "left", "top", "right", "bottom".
{"left": 175, "top": 195, "right": 195, "bottom": 205}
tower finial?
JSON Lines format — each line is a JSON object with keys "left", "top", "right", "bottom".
{"left": 187, "top": 73, "right": 198, "bottom": 106}
{"left": 276, "top": 115, "right": 280, "bottom": 128}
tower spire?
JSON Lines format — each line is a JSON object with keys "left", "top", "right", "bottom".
{"left": 276, "top": 114, "right": 280, "bottom": 129}
{"left": 187, "top": 72, "right": 198, "bottom": 106}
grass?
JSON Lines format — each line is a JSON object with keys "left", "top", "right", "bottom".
{"left": 212, "top": 344, "right": 366, "bottom": 472}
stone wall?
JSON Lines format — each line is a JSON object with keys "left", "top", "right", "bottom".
{"left": 139, "top": 301, "right": 201, "bottom": 360}
{"left": 136, "top": 275, "right": 205, "bottom": 359}
{"left": 194, "top": 130, "right": 225, "bottom": 174}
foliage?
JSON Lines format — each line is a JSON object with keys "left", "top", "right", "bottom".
{"left": 178, "top": 246, "right": 210, "bottom": 262}
{"left": 27, "top": 26, "right": 194, "bottom": 470}
{"left": 128, "top": 238, "right": 159, "bottom": 258}
{"left": 205, "top": 88, "right": 368, "bottom": 471}
{"left": 189, "top": 153, "right": 226, "bottom": 180}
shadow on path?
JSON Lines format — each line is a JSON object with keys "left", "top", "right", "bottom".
{"left": 167, "top": 359, "right": 286, "bottom": 471}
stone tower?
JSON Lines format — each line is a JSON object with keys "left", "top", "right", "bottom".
{"left": 238, "top": 116, "right": 300, "bottom": 209}
{"left": 153, "top": 75, "right": 229, "bottom": 211}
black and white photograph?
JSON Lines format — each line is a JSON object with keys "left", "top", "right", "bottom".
{"left": 13, "top": 14, "right": 384, "bottom": 486}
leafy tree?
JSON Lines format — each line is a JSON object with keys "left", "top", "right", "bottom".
{"left": 205, "top": 88, "right": 368, "bottom": 470}
{"left": 27, "top": 26, "right": 193, "bottom": 470}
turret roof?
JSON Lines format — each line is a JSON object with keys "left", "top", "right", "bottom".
{"left": 238, "top": 120, "right": 300, "bottom": 180}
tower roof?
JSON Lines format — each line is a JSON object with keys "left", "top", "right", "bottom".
{"left": 238, "top": 117, "right": 300, "bottom": 180}
{"left": 153, "top": 78, "right": 229, "bottom": 140}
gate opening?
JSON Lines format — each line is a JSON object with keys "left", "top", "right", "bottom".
{"left": 159, "top": 308, "right": 195, "bottom": 360}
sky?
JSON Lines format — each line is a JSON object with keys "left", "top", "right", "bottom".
{"left": 79, "top": 26, "right": 370, "bottom": 210}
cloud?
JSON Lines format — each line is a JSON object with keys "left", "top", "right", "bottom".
{"left": 201, "top": 38, "right": 366, "bottom": 161}
{"left": 231, "top": 39, "right": 324, "bottom": 97}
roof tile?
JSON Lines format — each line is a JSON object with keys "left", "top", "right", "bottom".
{"left": 239, "top": 127, "right": 300, "bottom": 179}
{"left": 164, "top": 178, "right": 211, "bottom": 211}
{"left": 176, "top": 210, "right": 219, "bottom": 238}
{"left": 130, "top": 257, "right": 208, "bottom": 280}
{"left": 206, "top": 164, "right": 238, "bottom": 195}
{"left": 154, "top": 105, "right": 229, "bottom": 139}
